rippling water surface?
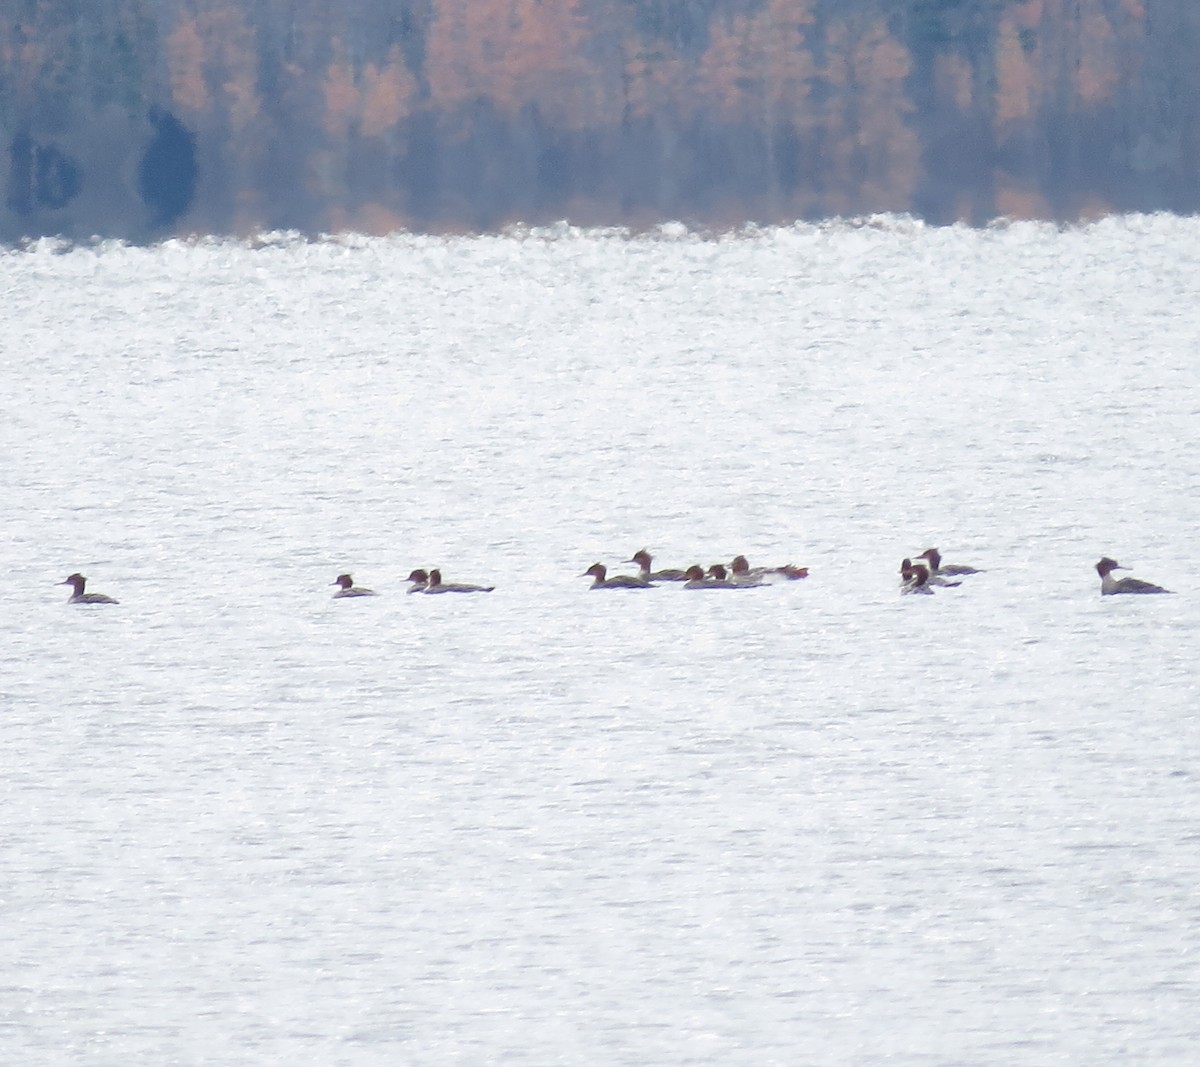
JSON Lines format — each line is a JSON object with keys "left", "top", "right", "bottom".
{"left": 3, "top": 217, "right": 1199, "bottom": 1064}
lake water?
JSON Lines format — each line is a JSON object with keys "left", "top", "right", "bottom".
{"left": 2, "top": 216, "right": 1199, "bottom": 1064}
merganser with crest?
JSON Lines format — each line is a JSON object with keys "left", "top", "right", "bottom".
{"left": 1095, "top": 557, "right": 1172, "bottom": 595}
{"left": 332, "top": 574, "right": 378, "bottom": 597}
{"left": 404, "top": 568, "right": 430, "bottom": 593}
{"left": 682, "top": 564, "right": 740, "bottom": 589}
{"left": 424, "top": 569, "right": 494, "bottom": 593}
{"left": 60, "top": 573, "right": 118, "bottom": 604}
{"left": 917, "top": 548, "right": 983, "bottom": 576}
{"left": 729, "top": 555, "right": 807, "bottom": 584}
{"left": 582, "top": 563, "right": 652, "bottom": 589}
{"left": 628, "top": 549, "right": 687, "bottom": 582}
{"left": 901, "top": 563, "right": 935, "bottom": 595}
{"left": 900, "top": 557, "right": 959, "bottom": 588}
{"left": 706, "top": 563, "right": 738, "bottom": 586}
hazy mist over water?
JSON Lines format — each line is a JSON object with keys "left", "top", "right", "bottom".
{"left": 2, "top": 216, "right": 1199, "bottom": 1063}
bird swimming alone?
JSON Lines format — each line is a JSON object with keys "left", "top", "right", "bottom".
{"left": 423, "top": 569, "right": 494, "bottom": 593}
{"left": 582, "top": 563, "right": 652, "bottom": 589}
{"left": 60, "top": 573, "right": 118, "bottom": 604}
{"left": 332, "top": 574, "right": 378, "bottom": 598}
{"left": 1095, "top": 557, "right": 1172, "bottom": 595}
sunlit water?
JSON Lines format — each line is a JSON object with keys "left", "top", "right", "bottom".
{"left": 2, "top": 216, "right": 1199, "bottom": 1064}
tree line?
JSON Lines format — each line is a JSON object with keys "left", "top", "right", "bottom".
{"left": 1, "top": 0, "right": 1197, "bottom": 239}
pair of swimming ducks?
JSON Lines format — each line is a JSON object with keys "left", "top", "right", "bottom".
{"left": 899, "top": 548, "right": 982, "bottom": 595}
{"left": 332, "top": 569, "right": 495, "bottom": 597}
{"left": 582, "top": 550, "right": 810, "bottom": 589}
{"left": 897, "top": 549, "right": 1173, "bottom": 596}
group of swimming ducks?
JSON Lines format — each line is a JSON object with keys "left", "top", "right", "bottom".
{"left": 897, "top": 549, "right": 1173, "bottom": 596}
{"left": 332, "top": 568, "right": 496, "bottom": 597}
{"left": 582, "top": 550, "right": 809, "bottom": 589}
{"left": 899, "top": 548, "right": 982, "bottom": 594}
{"left": 57, "top": 549, "right": 1173, "bottom": 605}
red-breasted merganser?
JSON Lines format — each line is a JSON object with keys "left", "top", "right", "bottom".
{"left": 901, "top": 563, "right": 935, "bottom": 595}
{"left": 682, "top": 564, "right": 739, "bottom": 589}
{"left": 424, "top": 569, "right": 494, "bottom": 593}
{"left": 60, "top": 573, "right": 118, "bottom": 604}
{"left": 917, "top": 548, "right": 983, "bottom": 576}
{"left": 582, "top": 563, "right": 652, "bottom": 589}
{"left": 774, "top": 563, "right": 810, "bottom": 580}
{"left": 628, "top": 549, "right": 687, "bottom": 582}
{"left": 900, "top": 557, "right": 959, "bottom": 588}
{"left": 707, "top": 563, "right": 737, "bottom": 586}
{"left": 729, "top": 555, "right": 768, "bottom": 584}
{"left": 404, "top": 568, "right": 430, "bottom": 593}
{"left": 1096, "top": 557, "right": 1172, "bottom": 595}
{"left": 729, "top": 555, "right": 808, "bottom": 584}
{"left": 332, "top": 574, "right": 378, "bottom": 597}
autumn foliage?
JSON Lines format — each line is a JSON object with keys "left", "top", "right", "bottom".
{"left": 0, "top": 0, "right": 1192, "bottom": 238}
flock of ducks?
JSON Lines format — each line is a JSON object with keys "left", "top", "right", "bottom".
{"left": 582, "top": 550, "right": 809, "bottom": 590}
{"left": 897, "top": 550, "right": 1173, "bottom": 596}
{"left": 333, "top": 569, "right": 496, "bottom": 597}
{"left": 58, "top": 549, "right": 1174, "bottom": 604}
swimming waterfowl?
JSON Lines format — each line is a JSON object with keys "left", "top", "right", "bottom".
{"left": 682, "top": 564, "right": 740, "bottom": 589}
{"left": 424, "top": 569, "right": 494, "bottom": 593}
{"left": 730, "top": 555, "right": 808, "bottom": 583}
{"left": 628, "top": 549, "right": 688, "bottom": 582}
{"left": 1095, "top": 557, "right": 1172, "bottom": 595}
{"left": 900, "top": 563, "right": 935, "bottom": 595}
{"left": 582, "top": 563, "right": 652, "bottom": 589}
{"left": 332, "top": 574, "right": 378, "bottom": 598}
{"left": 60, "top": 573, "right": 118, "bottom": 604}
{"left": 917, "top": 548, "right": 983, "bottom": 577}
{"left": 900, "top": 558, "right": 959, "bottom": 588}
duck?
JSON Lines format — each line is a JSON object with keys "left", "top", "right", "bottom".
{"left": 424, "top": 569, "right": 494, "bottom": 593}
{"left": 917, "top": 548, "right": 983, "bottom": 576}
{"left": 60, "top": 573, "right": 118, "bottom": 604}
{"left": 682, "top": 564, "right": 740, "bottom": 589}
{"left": 706, "top": 563, "right": 737, "bottom": 586}
{"left": 774, "top": 563, "right": 810, "bottom": 580}
{"left": 729, "top": 555, "right": 806, "bottom": 584}
{"left": 628, "top": 549, "right": 688, "bottom": 582}
{"left": 900, "top": 557, "right": 959, "bottom": 588}
{"left": 709, "top": 563, "right": 758, "bottom": 588}
{"left": 1095, "top": 557, "right": 1172, "bottom": 595}
{"left": 332, "top": 574, "right": 378, "bottom": 598}
{"left": 404, "top": 568, "right": 430, "bottom": 593}
{"left": 901, "top": 563, "right": 935, "bottom": 595}
{"left": 582, "top": 563, "right": 652, "bottom": 589}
